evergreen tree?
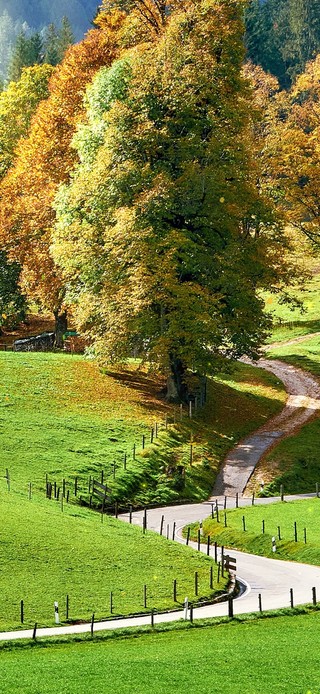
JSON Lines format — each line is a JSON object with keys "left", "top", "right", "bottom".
{"left": 43, "top": 23, "right": 59, "bottom": 66}
{"left": 245, "top": 0, "right": 320, "bottom": 88}
{"left": 57, "top": 16, "right": 75, "bottom": 62}
{"left": 8, "top": 31, "right": 43, "bottom": 82}
{"left": 0, "top": 250, "right": 27, "bottom": 332}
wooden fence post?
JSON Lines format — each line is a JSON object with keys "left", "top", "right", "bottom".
{"left": 172, "top": 522, "right": 176, "bottom": 541}
{"left": 160, "top": 515, "right": 164, "bottom": 536}
{"left": 194, "top": 571, "right": 198, "bottom": 596}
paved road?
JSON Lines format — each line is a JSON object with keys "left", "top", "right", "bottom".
{"left": 212, "top": 358, "right": 320, "bottom": 496}
{"left": 1, "top": 353, "right": 320, "bottom": 642}
{"left": 1, "top": 496, "right": 319, "bottom": 642}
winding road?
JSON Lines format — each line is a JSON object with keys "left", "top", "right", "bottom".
{"left": 1, "top": 350, "right": 320, "bottom": 641}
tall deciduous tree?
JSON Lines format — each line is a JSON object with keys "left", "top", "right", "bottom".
{"left": 0, "top": 63, "right": 54, "bottom": 178}
{"left": 0, "top": 12, "right": 125, "bottom": 344}
{"left": 53, "top": 0, "right": 292, "bottom": 398}
{"left": 265, "top": 54, "right": 320, "bottom": 243}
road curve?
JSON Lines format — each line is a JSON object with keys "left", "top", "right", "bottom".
{"left": 1, "top": 357, "right": 320, "bottom": 642}
{"left": 0, "top": 496, "right": 319, "bottom": 642}
{"left": 212, "top": 358, "right": 320, "bottom": 497}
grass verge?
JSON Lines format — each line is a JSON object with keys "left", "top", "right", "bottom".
{"left": 0, "top": 607, "right": 320, "bottom": 693}
{"left": 187, "top": 498, "right": 320, "bottom": 565}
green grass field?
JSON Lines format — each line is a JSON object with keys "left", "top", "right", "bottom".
{"left": 1, "top": 611, "right": 320, "bottom": 693}
{"left": 188, "top": 498, "right": 320, "bottom": 565}
{"left": 0, "top": 488, "right": 227, "bottom": 632}
{"left": 0, "top": 352, "right": 286, "bottom": 505}
{"left": 265, "top": 267, "right": 320, "bottom": 343}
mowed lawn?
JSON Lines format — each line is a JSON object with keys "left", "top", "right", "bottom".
{"left": 0, "top": 352, "right": 286, "bottom": 503}
{"left": 1, "top": 612, "right": 320, "bottom": 693}
{"left": 0, "top": 490, "right": 226, "bottom": 632}
{"left": 192, "top": 498, "right": 320, "bottom": 565}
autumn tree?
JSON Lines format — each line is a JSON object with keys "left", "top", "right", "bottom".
{"left": 53, "top": 0, "right": 292, "bottom": 399}
{"left": 264, "top": 55, "right": 320, "bottom": 244}
{"left": 0, "top": 12, "right": 125, "bottom": 344}
{"left": 0, "top": 63, "right": 54, "bottom": 178}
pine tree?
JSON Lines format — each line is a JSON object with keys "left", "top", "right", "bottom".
{"left": 57, "top": 16, "right": 75, "bottom": 62}
{"left": 8, "top": 31, "right": 43, "bottom": 82}
{"left": 43, "top": 23, "right": 59, "bottom": 66}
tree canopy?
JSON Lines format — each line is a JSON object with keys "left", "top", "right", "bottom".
{"left": 52, "top": 0, "right": 293, "bottom": 398}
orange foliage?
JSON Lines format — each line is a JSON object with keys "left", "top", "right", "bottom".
{"left": 0, "top": 14, "right": 125, "bottom": 314}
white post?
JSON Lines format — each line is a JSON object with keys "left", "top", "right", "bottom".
{"left": 54, "top": 601, "right": 60, "bottom": 624}
{"left": 272, "top": 536, "right": 277, "bottom": 553}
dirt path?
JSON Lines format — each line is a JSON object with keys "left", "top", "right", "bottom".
{"left": 211, "top": 357, "right": 320, "bottom": 498}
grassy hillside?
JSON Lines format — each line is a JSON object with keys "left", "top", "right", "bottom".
{"left": 0, "top": 488, "right": 227, "bottom": 632}
{"left": 265, "top": 272, "right": 320, "bottom": 344}
{"left": 0, "top": 351, "right": 286, "bottom": 506}
{"left": 188, "top": 498, "right": 320, "bottom": 565}
{"left": 1, "top": 610, "right": 320, "bottom": 693}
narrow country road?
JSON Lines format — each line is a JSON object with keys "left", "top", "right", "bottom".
{"left": 1, "top": 351, "right": 320, "bottom": 642}
{"left": 212, "top": 357, "right": 320, "bottom": 497}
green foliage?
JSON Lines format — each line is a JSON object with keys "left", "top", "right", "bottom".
{"left": 0, "top": 63, "right": 54, "bottom": 178}
{"left": 8, "top": 31, "right": 43, "bottom": 82}
{"left": 245, "top": 0, "right": 320, "bottom": 88}
{"left": 0, "top": 251, "right": 27, "bottom": 330}
{"left": 53, "top": 0, "right": 289, "bottom": 397}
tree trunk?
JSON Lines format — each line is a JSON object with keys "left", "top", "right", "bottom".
{"left": 166, "top": 356, "right": 188, "bottom": 402}
{"left": 54, "top": 310, "right": 68, "bottom": 348}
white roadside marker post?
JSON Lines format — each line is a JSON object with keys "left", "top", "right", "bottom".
{"left": 54, "top": 601, "right": 60, "bottom": 624}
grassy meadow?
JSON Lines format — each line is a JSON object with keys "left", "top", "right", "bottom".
{"left": 264, "top": 261, "right": 320, "bottom": 344}
{"left": 0, "top": 351, "right": 286, "bottom": 505}
{"left": 1, "top": 611, "right": 320, "bottom": 693}
{"left": 187, "top": 498, "right": 320, "bottom": 565}
{"left": 0, "top": 488, "right": 227, "bottom": 632}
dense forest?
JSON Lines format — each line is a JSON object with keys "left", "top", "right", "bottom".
{"left": 0, "top": 0, "right": 319, "bottom": 399}
{"left": 0, "top": 0, "right": 98, "bottom": 38}
{"left": 245, "top": 0, "right": 320, "bottom": 87}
